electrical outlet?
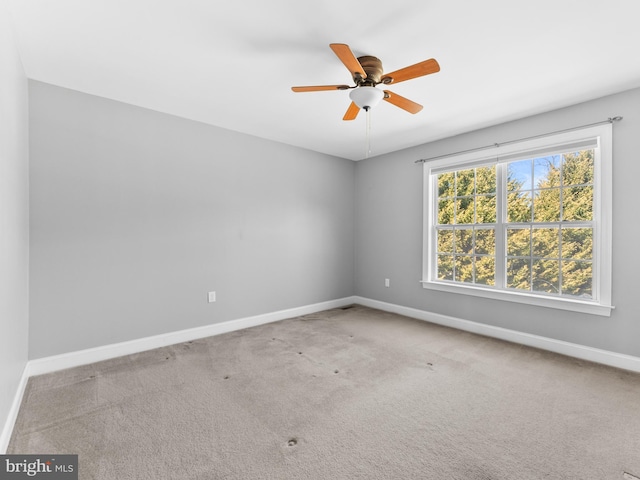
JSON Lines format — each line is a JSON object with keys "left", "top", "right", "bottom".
{"left": 384, "top": 278, "right": 390, "bottom": 288}
{"left": 208, "top": 291, "right": 216, "bottom": 303}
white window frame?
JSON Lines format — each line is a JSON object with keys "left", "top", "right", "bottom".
{"left": 421, "top": 124, "right": 613, "bottom": 316}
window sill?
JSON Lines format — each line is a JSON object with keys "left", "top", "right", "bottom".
{"left": 420, "top": 280, "right": 613, "bottom": 317}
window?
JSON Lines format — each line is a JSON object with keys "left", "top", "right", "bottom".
{"left": 422, "top": 124, "right": 613, "bottom": 316}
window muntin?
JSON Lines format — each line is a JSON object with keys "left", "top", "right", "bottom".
{"left": 422, "top": 124, "right": 612, "bottom": 316}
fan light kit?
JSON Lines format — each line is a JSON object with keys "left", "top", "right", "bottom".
{"left": 291, "top": 43, "right": 440, "bottom": 120}
{"left": 349, "top": 86, "right": 384, "bottom": 110}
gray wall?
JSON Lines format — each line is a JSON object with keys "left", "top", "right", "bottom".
{"left": 355, "top": 87, "right": 640, "bottom": 357}
{"left": 0, "top": 5, "right": 29, "bottom": 443}
{"left": 24, "top": 76, "right": 640, "bottom": 361}
{"left": 29, "top": 81, "right": 355, "bottom": 358}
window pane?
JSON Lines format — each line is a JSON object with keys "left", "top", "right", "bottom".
{"left": 533, "top": 188, "right": 560, "bottom": 222}
{"left": 508, "top": 159, "right": 532, "bottom": 191}
{"left": 437, "top": 254, "right": 454, "bottom": 280}
{"left": 438, "top": 172, "right": 455, "bottom": 197}
{"left": 454, "top": 229, "right": 474, "bottom": 254}
{"left": 438, "top": 199, "right": 454, "bottom": 225}
{"left": 455, "top": 197, "right": 475, "bottom": 224}
{"left": 562, "top": 260, "right": 593, "bottom": 298}
{"left": 476, "top": 166, "right": 496, "bottom": 194}
{"left": 532, "top": 259, "right": 560, "bottom": 294}
{"left": 532, "top": 228, "right": 559, "bottom": 258}
{"left": 456, "top": 169, "right": 475, "bottom": 196}
{"left": 561, "top": 228, "right": 592, "bottom": 260}
{"left": 507, "top": 228, "right": 530, "bottom": 257}
{"left": 454, "top": 256, "right": 473, "bottom": 283}
{"left": 562, "top": 185, "right": 593, "bottom": 221}
{"left": 475, "top": 256, "right": 495, "bottom": 286}
{"left": 437, "top": 229, "right": 454, "bottom": 253}
{"left": 507, "top": 258, "right": 530, "bottom": 290}
{"left": 475, "top": 229, "right": 495, "bottom": 255}
{"left": 507, "top": 191, "right": 532, "bottom": 223}
{"left": 562, "top": 150, "right": 594, "bottom": 186}
{"left": 534, "top": 155, "right": 561, "bottom": 188}
{"left": 476, "top": 195, "right": 496, "bottom": 223}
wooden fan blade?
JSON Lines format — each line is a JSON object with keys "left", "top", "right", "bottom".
{"left": 343, "top": 101, "right": 360, "bottom": 121}
{"left": 383, "top": 90, "right": 423, "bottom": 114}
{"left": 330, "top": 43, "right": 367, "bottom": 80}
{"left": 292, "top": 85, "right": 350, "bottom": 92}
{"left": 381, "top": 58, "right": 440, "bottom": 85}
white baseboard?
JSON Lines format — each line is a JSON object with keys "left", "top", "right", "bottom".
{"left": 353, "top": 296, "right": 640, "bottom": 373}
{"left": 21, "top": 294, "right": 640, "bottom": 377}
{"left": 28, "top": 296, "right": 358, "bottom": 377}
{"left": 0, "top": 363, "right": 31, "bottom": 454}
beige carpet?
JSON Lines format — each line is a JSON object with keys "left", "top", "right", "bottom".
{"left": 9, "top": 305, "right": 640, "bottom": 479}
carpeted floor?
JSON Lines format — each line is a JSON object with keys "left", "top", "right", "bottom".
{"left": 9, "top": 305, "right": 640, "bottom": 479}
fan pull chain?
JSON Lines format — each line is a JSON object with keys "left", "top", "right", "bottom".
{"left": 365, "top": 107, "right": 372, "bottom": 158}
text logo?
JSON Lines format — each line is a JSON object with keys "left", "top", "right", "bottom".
{"left": 0, "top": 456, "right": 77, "bottom": 479}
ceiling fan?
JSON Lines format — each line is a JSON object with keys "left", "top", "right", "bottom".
{"left": 291, "top": 43, "right": 440, "bottom": 121}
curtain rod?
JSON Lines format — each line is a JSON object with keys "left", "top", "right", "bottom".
{"left": 414, "top": 116, "right": 623, "bottom": 164}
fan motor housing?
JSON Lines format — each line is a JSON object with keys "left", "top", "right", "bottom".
{"left": 356, "top": 56, "right": 384, "bottom": 85}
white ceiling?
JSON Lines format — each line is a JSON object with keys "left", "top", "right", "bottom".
{"left": 6, "top": 0, "right": 640, "bottom": 161}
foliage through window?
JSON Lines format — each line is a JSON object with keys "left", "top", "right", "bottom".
{"left": 422, "top": 124, "right": 612, "bottom": 316}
